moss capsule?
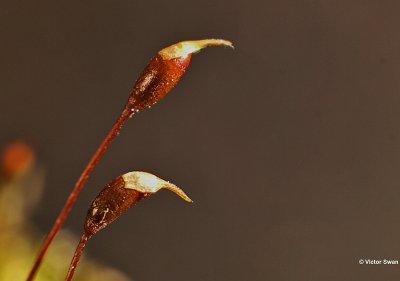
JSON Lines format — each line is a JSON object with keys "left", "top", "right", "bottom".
{"left": 84, "top": 171, "right": 192, "bottom": 236}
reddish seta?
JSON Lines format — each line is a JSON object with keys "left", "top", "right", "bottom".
{"left": 27, "top": 39, "right": 232, "bottom": 281}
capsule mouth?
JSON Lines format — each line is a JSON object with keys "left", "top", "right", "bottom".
{"left": 158, "top": 39, "right": 234, "bottom": 60}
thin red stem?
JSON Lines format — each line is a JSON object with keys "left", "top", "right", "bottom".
{"left": 26, "top": 108, "right": 132, "bottom": 281}
{"left": 65, "top": 233, "right": 90, "bottom": 281}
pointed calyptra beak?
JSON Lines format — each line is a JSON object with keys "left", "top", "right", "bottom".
{"left": 158, "top": 39, "right": 234, "bottom": 60}
{"left": 122, "top": 171, "right": 193, "bottom": 202}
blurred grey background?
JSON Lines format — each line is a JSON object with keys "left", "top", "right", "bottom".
{"left": 2, "top": 1, "right": 400, "bottom": 280}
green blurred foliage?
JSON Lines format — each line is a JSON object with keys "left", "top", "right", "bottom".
{"left": 0, "top": 143, "right": 131, "bottom": 281}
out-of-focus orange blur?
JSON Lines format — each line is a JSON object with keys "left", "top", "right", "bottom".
{"left": 0, "top": 141, "right": 35, "bottom": 179}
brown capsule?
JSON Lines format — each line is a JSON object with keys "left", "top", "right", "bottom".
{"left": 125, "top": 39, "right": 233, "bottom": 112}
{"left": 84, "top": 171, "right": 192, "bottom": 236}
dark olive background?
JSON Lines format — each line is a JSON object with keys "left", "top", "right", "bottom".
{"left": 2, "top": 1, "right": 400, "bottom": 280}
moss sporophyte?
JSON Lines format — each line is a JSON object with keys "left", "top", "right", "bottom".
{"left": 25, "top": 39, "right": 233, "bottom": 281}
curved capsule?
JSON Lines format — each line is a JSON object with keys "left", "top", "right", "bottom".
{"left": 126, "top": 39, "right": 233, "bottom": 112}
{"left": 84, "top": 171, "right": 192, "bottom": 236}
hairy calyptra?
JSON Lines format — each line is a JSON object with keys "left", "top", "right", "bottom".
{"left": 27, "top": 39, "right": 233, "bottom": 281}
{"left": 65, "top": 172, "right": 192, "bottom": 281}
